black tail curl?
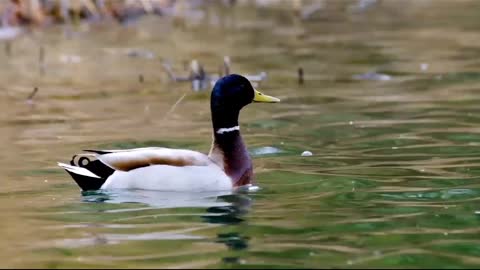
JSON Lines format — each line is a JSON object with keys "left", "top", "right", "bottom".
{"left": 70, "top": 155, "right": 115, "bottom": 185}
{"left": 70, "top": 154, "right": 96, "bottom": 167}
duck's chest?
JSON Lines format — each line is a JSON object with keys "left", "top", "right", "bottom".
{"left": 223, "top": 146, "right": 254, "bottom": 187}
{"left": 211, "top": 132, "right": 254, "bottom": 187}
{"left": 102, "top": 165, "right": 233, "bottom": 191}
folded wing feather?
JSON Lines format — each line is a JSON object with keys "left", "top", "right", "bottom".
{"left": 92, "top": 148, "right": 214, "bottom": 172}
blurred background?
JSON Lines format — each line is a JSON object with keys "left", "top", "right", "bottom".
{"left": 3, "top": 0, "right": 480, "bottom": 268}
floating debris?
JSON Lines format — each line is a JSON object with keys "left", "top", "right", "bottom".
{"left": 190, "top": 59, "right": 207, "bottom": 81}
{"left": 138, "top": 74, "right": 144, "bottom": 83}
{"left": 103, "top": 47, "right": 154, "bottom": 58}
{"left": 163, "top": 60, "right": 195, "bottom": 82}
{"left": 301, "top": 151, "right": 313, "bottom": 157}
{"left": 187, "top": 59, "right": 212, "bottom": 91}
{"left": 298, "top": 67, "right": 304, "bottom": 85}
{"left": 191, "top": 79, "right": 209, "bottom": 92}
{"left": 420, "top": 63, "right": 429, "bottom": 71}
{"left": 126, "top": 48, "right": 155, "bottom": 59}
{"left": 26, "top": 87, "right": 39, "bottom": 105}
{"left": 163, "top": 57, "right": 268, "bottom": 92}
{"left": 163, "top": 59, "right": 216, "bottom": 91}
{"left": 352, "top": 72, "right": 392, "bottom": 81}
{"left": 219, "top": 56, "right": 267, "bottom": 83}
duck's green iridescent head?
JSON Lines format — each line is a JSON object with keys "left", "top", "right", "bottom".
{"left": 211, "top": 74, "right": 280, "bottom": 109}
{"left": 210, "top": 74, "right": 280, "bottom": 131}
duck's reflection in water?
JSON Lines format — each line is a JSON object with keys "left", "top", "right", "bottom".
{"left": 81, "top": 187, "right": 254, "bottom": 213}
{"left": 201, "top": 191, "right": 253, "bottom": 265}
{"left": 44, "top": 188, "right": 255, "bottom": 266}
{"left": 82, "top": 187, "right": 255, "bottom": 243}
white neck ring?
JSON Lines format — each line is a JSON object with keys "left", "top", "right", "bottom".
{"left": 216, "top": 126, "right": 240, "bottom": 134}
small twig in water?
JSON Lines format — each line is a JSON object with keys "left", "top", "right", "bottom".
{"left": 26, "top": 87, "right": 39, "bottom": 104}
{"left": 298, "top": 67, "right": 304, "bottom": 85}
{"left": 163, "top": 93, "right": 187, "bottom": 120}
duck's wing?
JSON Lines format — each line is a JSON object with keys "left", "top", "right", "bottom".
{"left": 59, "top": 147, "right": 215, "bottom": 191}
{"left": 84, "top": 147, "right": 213, "bottom": 172}
{"left": 83, "top": 147, "right": 158, "bottom": 155}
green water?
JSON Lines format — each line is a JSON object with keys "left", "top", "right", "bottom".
{"left": 3, "top": 0, "right": 480, "bottom": 268}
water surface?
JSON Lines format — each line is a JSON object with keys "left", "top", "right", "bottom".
{"left": 3, "top": 0, "right": 480, "bottom": 268}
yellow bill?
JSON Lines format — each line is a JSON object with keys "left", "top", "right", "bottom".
{"left": 253, "top": 89, "right": 280, "bottom": 103}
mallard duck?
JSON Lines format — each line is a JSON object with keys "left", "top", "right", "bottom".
{"left": 58, "top": 74, "right": 280, "bottom": 192}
